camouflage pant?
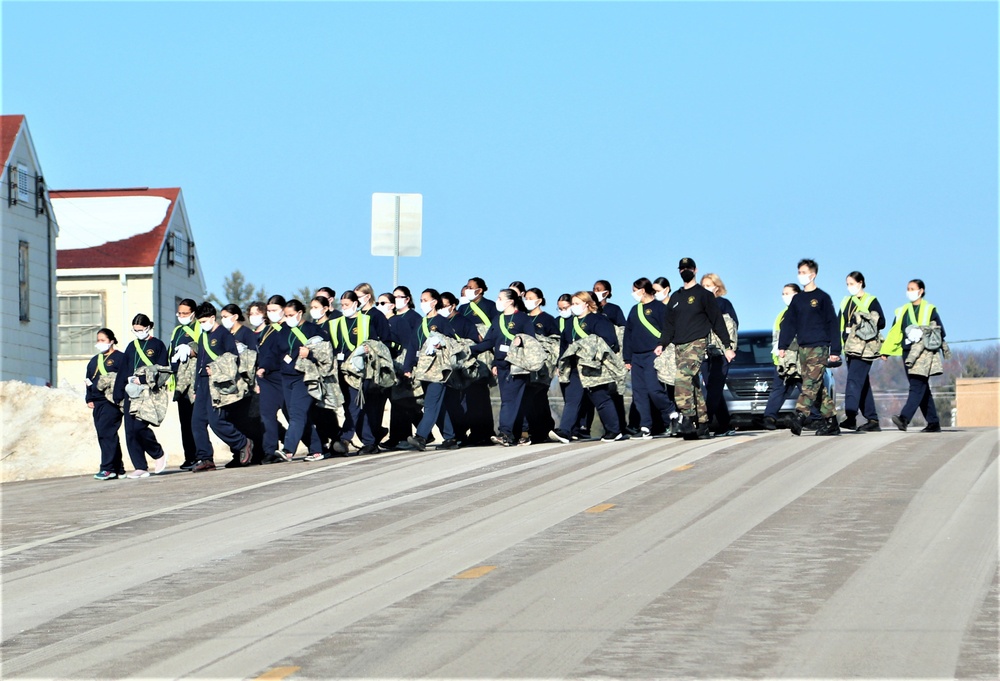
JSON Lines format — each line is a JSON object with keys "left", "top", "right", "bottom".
{"left": 796, "top": 346, "right": 835, "bottom": 418}
{"left": 674, "top": 339, "right": 708, "bottom": 423}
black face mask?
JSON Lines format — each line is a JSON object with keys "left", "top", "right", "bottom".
{"left": 680, "top": 269, "right": 696, "bottom": 283}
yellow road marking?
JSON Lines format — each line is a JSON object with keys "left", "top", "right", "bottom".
{"left": 454, "top": 565, "right": 497, "bottom": 579}
{"left": 673, "top": 464, "right": 694, "bottom": 471}
{"left": 585, "top": 503, "right": 615, "bottom": 513}
{"left": 254, "top": 666, "right": 301, "bottom": 680}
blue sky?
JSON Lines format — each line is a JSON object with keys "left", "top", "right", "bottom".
{"left": 3, "top": 1, "right": 997, "bottom": 343}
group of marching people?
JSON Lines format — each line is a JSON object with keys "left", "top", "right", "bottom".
{"left": 85, "top": 256, "right": 947, "bottom": 479}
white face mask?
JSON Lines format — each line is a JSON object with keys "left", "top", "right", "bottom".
{"left": 906, "top": 289, "right": 921, "bottom": 303}
{"left": 595, "top": 290, "right": 608, "bottom": 302}
{"left": 571, "top": 303, "right": 587, "bottom": 317}
{"left": 797, "top": 273, "right": 813, "bottom": 287}
{"left": 419, "top": 300, "right": 434, "bottom": 315}
{"left": 704, "top": 285, "right": 717, "bottom": 294}
{"left": 95, "top": 342, "right": 111, "bottom": 354}
{"left": 267, "top": 310, "right": 283, "bottom": 323}
{"left": 465, "top": 288, "right": 479, "bottom": 301}
{"left": 495, "top": 299, "right": 510, "bottom": 313}
{"left": 343, "top": 305, "right": 359, "bottom": 318}
{"left": 377, "top": 303, "right": 394, "bottom": 316}
{"left": 654, "top": 291, "right": 668, "bottom": 302}
{"left": 631, "top": 290, "right": 644, "bottom": 302}
{"left": 438, "top": 306, "right": 453, "bottom": 317}
{"left": 248, "top": 314, "right": 264, "bottom": 328}
{"left": 285, "top": 315, "right": 300, "bottom": 328}
{"left": 458, "top": 294, "right": 470, "bottom": 306}
{"left": 782, "top": 294, "right": 794, "bottom": 307}
{"left": 221, "top": 316, "right": 236, "bottom": 330}
{"left": 847, "top": 284, "right": 862, "bottom": 297}
{"left": 199, "top": 319, "right": 215, "bottom": 333}
{"left": 134, "top": 329, "right": 150, "bottom": 340}
{"left": 357, "top": 294, "right": 371, "bottom": 307}
{"left": 524, "top": 298, "right": 540, "bottom": 311}
{"left": 309, "top": 308, "right": 324, "bottom": 321}
{"left": 558, "top": 308, "right": 572, "bottom": 318}
{"left": 394, "top": 297, "right": 408, "bottom": 311}
{"left": 177, "top": 314, "right": 193, "bottom": 325}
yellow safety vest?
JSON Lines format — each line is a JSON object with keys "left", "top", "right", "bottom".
{"left": 636, "top": 303, "right": 661, "bottom": 338}
{"left": 334, "top": 315, "right": 370, "bottom": 352}
{"left": 880, "top": 300, "right": 936, "bottom": 356}
{"left": 839, "top": 293, "right": 877, "bottom": 333}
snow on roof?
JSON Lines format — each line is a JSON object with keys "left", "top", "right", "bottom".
{"left": 52, "top": 195, "right": 172, "bottom": 250}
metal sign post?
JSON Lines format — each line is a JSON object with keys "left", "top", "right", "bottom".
{"left": 372, "top": 193, "right": 422, "bottom": 288}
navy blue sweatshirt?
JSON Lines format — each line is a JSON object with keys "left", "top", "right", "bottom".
{"left": 471, "top": 310, "right": 536, "bottom": 369}
{"left": 279, "top": 321, "right": 323, "bottom": 377}
{"left": 529, "top": 311, "right": 560, "bottom": 338}
{"left": 256, "top": 323, "right": 286, "bottom": 374}
{"left": 779, "top": 286, "right": 841, "bottom": 355}
{"left": 561, "top": 312, "right": 619, "bottom": 355}
{"left": 85, "top": 349, "right": 125, "bottom": 403}
{"left": 329, "top": 312, "right": 389, "bottom": 355}
{"left": 662, "top": 284, "right": 731, "bottom": 347}
{"left": 623, "top": 300, "right": 667, "bottom": 362}
{"left": 197, "top": 325, "right": 239, "bottom": 377}
{"left": 402, "top": 313, "right": 475, "bottom": 373}
{"left": 458, "top": 299, "right": 498, "bottom": 329}
{"left": 716, "top": 296, "right": 739, "bottom": 327}
{"left": 232, "top": 324, "right": 258, "bottom": 351}
{"left": 389, "top": 308, "right": 422, "bottom": 354}
{"left": 113, "top": 336, "right": 169, "bottom": 403}
{"left": 168, "top": 322, "right": 200, "bottom": 376}
{"left": 599, "top": 301, "right": 627, "bottom": 327}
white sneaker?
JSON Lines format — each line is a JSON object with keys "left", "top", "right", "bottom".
{"left": 153, "top": 455, "right": 168, "bottom": 474}
{"left": 640, "top": 427, "right": 652, "bottom": 440}
{"left": 126, "top": 470, "right": 150, "bottom": 479}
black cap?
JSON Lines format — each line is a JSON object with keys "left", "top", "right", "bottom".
{"left": 678, "top": 257, "right": 696, "bottom": 270}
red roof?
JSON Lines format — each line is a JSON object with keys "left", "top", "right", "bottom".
{"left": 1, "top": 115, "right": 26, "bottom": 166}
{"left": 52, "top": 187, "right": 181, "bottom": 269}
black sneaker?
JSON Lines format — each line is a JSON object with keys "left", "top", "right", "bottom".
{"left": 640, "top": 427, "right": 653, "bottom": 440}
{"left": 551, "top": 429, "right": 571, "bottom": 444}
{"left": 179, "top": 461, "right": 196, "bottom": 471}
{"left": 437, "top": 438, "right": 460, "bottom": 450}
{"left": 332, "top": 439, "right": 351, "bottom": 454}
{"left": 921, "top": 422, "right": 942, "bottom": 433}
{"left": 891, "top": 415, "right": 908, "bottom": 431}
{"left": 359, "top": 444, "right": 379, "bottom": 455}
{"left": 763, "top": 415, "right": 777, "bottom": 431}
{"left": 600, "top": 432, "right": 625, "bottom": 442}
{"left": 695, "top": 423, "right": 713, "bottom": 440}
{"left": 407, "top": 435, "right": 427, "bottom": 452}
{"left": 839, "top": 417, "right": 857, "bottom": 431}
{"left": 857, "top": 420, "right": 882, "bottom": 432}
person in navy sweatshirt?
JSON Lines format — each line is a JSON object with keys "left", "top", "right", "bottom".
{"left": 623, "top": 278, "right": 674, "bottom": 440}
{"left": 522, "top": 287, "right": 560, "bottom": 443}
{"left": 113, "top": 313, "right": 169, "bottom": 477}
{"left": 219, "top": 303, "right": 262, "bottom": 467}
{"left": 700, "top": 273, "right": 739, "bottom": 436}
{"left": 470, "top": 288, "right": 536, "bottom": 446}
{"left": 457, "top": 277, "right": 496, "bottom": 446}
{"left": 88, "top": 328, "right": 128, "bottom": 480}
{"left": 386, "top": 285, "right": 423, "bottom": 450}
{"left": 778, "top": 258, "right": 842, "bottom": 436}
{"left": 256, "top": 295, "right": 289, "bottom": 463}
{"left": 187, "top": 302, "right": 252, "bottom": 472}
{"left": 167, "top": 298, "right": 201, "bottom": 470}
{"left": 270, "top": 299, "right": 324, "bottom": 461}
{"left": 551, "top": 291, "right": 624, "bottom": 443}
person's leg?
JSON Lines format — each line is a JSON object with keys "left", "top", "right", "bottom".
{"left": 416, "top": 382, "right": 445, "bottom": 440}
{"left": 589, "top": 384, "right": 621, "bottom": 437}
{"left": 631, "top": 352, "right": 654, "bottom": 430}
{"left": 496, "top": 367, "right": 527, "bottom": 439}
{"left": 175, "top": 394, "right": 197, "bottom": 466}
{"left": 191, "top": 377, "right": 216, "bottom": 463}
{"left": 558, "top": 370, "right": 585, "bottom": 435}
{"left": 258, "top": 375, "right": 283, "bottom": 456}
{"left": 94, "top": 401, "right": 122, "bottom": 473}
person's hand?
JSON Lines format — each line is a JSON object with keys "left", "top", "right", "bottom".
{"left": 256, "top": 368, "right": 265, "bottom": 377}
{"left": 206, "top": 366, "right": 213, "bottom": 376}
{"left": 87, "top": 402, "right": 95, "bottom": 409}
{"left": 299, "top": 347, "right": 309, "bottom": 359}
{"left": 254, "top": 384, "right": 260, "bottom": 394}
{"left": 654, "top": 346, "right": 663, "bottom": 356}
{"left": 512, "top": 337, "right": 522, "bottom": 347}
{"left": 625, "top": 363, "right": 632, "bottom": 371}
{"left": 724, "top": 349, "right": 736, "bottom": 362}
{"left": 778, "top": 349, "right": 786, "bottom": 359}
{"left": 829, "top": 355, "right": 840, "bottom": 364}
{"left": 492, "top": 366, "right": 498, "bottom": 377}
{"left": 404, "top": 372, "right": 412, "bottom": 378}
{"left": 129, "top": 376, "right": 140, "bottom": 385}
{"left": 880, "top": 355, "right": 888, "bottom": 361}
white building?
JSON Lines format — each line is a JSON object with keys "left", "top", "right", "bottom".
{"left": 51, "top": 187, "right": 206, "bottom": 389}
{"left": 0, "top": 115, "right": 59, "bottom": 386}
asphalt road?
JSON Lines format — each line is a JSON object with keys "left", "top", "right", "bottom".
{"left": 2, "top": 427, "right": 997, "bottom": 680}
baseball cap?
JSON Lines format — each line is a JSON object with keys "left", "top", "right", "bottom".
{"left": 678, "top": 257, "right": 696, "bottom": 270}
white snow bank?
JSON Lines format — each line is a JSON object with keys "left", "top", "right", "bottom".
{"left": 53, "top": 195, "right": 171, "bottom": 250}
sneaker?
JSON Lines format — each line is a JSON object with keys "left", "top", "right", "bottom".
{"left": 891, "top": 415, "right": 908, "bottom": 432}
{"left": 179, "top": 461, "right": 196, "bottom": 471}
{"left": 126, "top": 470, "right": 150, "bottom": 479}
{"left": 359, "top": 444, "right": 380, "bottom": 455}
{"left": 921, "top": 422, "right": 942, "bottom": 433}
{"left": 191, "top": 460, "right": 216, "bottom": 473}
{"left": 857, "top": 420, "right": 882, "bottom": 432}
{"left": 517, "top": 437, "right": 531, "bottom": 446}
{"left": 239, "top": 439, "right": 254, "bottom": 466}
{"left": 437, "top": 438, "right": 460, "bottom": 450}
{"left": 332, "top": 439, "right": 351, "bottom": 455}
{"left": 303, "top": 452, "right": 326, "bottom": 462}
{"left": 788, "top": 411, "right": 805, "bottom": 437}
{"left": 262, "top": 451, "right": 285, "bottom": 464}
{"left": 551, "top": 429, "right": 571, "bottom": 444}
{"left": 600, "top": 432, "right": 625, "bottom": 442}
{"left": 224, "top": 458, "right": 243, "bottom": 468}
{"left": 94, "top": 471, "right": 117, "bottom": 481}
{"left": 491, "top": 434, "right": 513, "bottom": 447}
{"left": 696, "top": 423, "right": 713, "bottom": 440}
{"left": 640, "top": 427, "right": 653, "bottom": 441}
{"left": 407, "top": 435, "right": 427, "bottom": 452}
{"left": 763, "top": 416, "right": 777, "bottom": 431}
{"left": 153, "top": 454, "right": 168, "bottom": 474}
{"left": 839, "top": 417, "right": 858, "bottom": 431}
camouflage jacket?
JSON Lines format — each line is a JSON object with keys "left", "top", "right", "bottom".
{"left": 653, "top": 344, "right": 677, "bottom": 386}
{"left": 777, "top": 338, "right": 801, "bottom": 380}
{"left": 391, "top": 347, "right": 424, "bottom": 400}
{"left": 341, "top": 340, "right": 397, "bottom": 392}
{"left": 95, "top": 373, "right": 122, "bottom": 411}
{"left": 413, "top": 334, "right": 477, "bottom": 389}
{"left": 239, "top": 347, "right": 258, "bottom": 390}
{"left": 296, "top": 340, "right": 342, "bottom": 409}
{"left": 709, "top": 313, "right": 738, "bottom": 355}
{"left": 843, "top": 310, "right": 884, "bottom": 360}
{"left": 558, "top": 334, "right": 626, "bottom": 392}
{"left": 904, "top": 324, "right": 950, "bottom": 377}
{"left": 173, "top": 343, "right": 197, "bottom": 402}
{"left": 206, "top": 352, "right": 248, "bottom": 409}
{"left": 128, "top": 364, "right": 173, "bottom": 426}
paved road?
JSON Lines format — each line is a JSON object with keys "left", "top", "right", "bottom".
{"left": 2, "top": 427, "right": 997, "bottom": 679}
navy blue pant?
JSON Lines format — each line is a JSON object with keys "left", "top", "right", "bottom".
{"left": 282, "top": 372, "right": 321, "bottom": 455}
{"left": 258, "top": 372, "right": 285, "bottom": 455}
{"left": 462, "top": 379, "right": 495, "bottom": 444}
{"left": 701, "top": 355, "right": 731, "bottom": 431}
{"left": 93, "top": 400, "right": 125, "bottom": 474}
{"left": 901, "top": 371, "right": 939, "bottom": 424}
{"left": 417, "top": 382, "right": 462, "bottom": 441}
{"left": 843, "top": 357, "right": 877, "bottom": 421}
{"left": 340, "top": 378, "right": 385, "bottom": 447}
{"left": 174, "top": 392, "right": 197, "bottom": 464}
{"left": 192, "top": 374, "right": 247, "bottom": 462}
{"left": 560, "top": 370, "right": 620, "bottom": 436}
{"left": 496, "top": 365, "right": 528, "bottom": 438}
{"left": 122, "top": 397, "right": 164, "bottom": 471}
{"left": 524, "top": 381, "right": 555, "bottom": 440}
{"left": 630, "top": 351, "right": 675, "bottom": 429}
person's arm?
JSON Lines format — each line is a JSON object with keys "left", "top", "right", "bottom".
{"left": 870, "top": 298, "right": 886, "bottom": 331}
{"left": 470, "top": 325, "right": 497, "bottom": 355}
{"left": 705, "top": 292, "right": 733, "bottom": 351}
{"left": 930, "top": 307, "right": 945, "bottom": 339}
{"left": 778, "top": 300, "right": 797, "bottom": 351}
{"left": 826, "top": 295, "right": 842, "bottom": 358}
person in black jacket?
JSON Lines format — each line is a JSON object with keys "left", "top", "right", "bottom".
{"left": 88, "top": 328, "right": 128, "bottom": 480}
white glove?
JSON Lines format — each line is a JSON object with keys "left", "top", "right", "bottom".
{"left": 172, "top": 344, "right": 192, "bottom": 363}
{"left": 905, "top": 326, "right": 923, "bottom": 344}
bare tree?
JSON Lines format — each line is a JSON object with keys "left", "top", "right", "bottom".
{"left": 209, "top": 270, "right": 268, "bottom": 312}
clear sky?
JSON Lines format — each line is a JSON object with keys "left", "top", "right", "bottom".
{"left": 3, "top": 1, "right": 997, "bottom": 343}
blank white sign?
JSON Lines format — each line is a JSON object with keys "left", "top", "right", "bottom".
{"left": 371, "top": 193, "right": 422, "bottom": 256}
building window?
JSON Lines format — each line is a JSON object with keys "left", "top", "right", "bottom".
{"left": 168, "top": 231, "right": 188, "bottom": 268}
{"left": 58, "top": 294, "right": 104, "bottom": 356}
{"left": 17, "top": 166, "right": 31, "bottom": 204}
{"left": 18, "top": 241, "right": 29, "bottom": 321}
